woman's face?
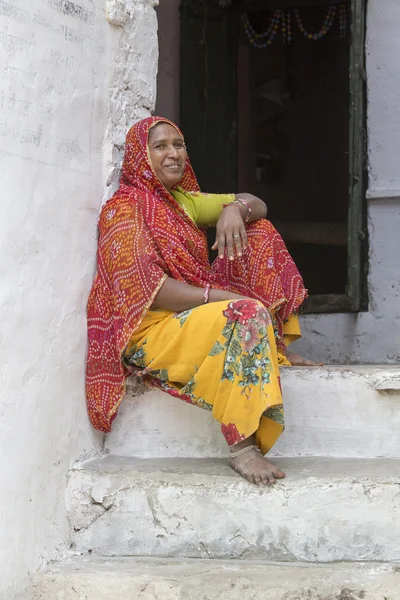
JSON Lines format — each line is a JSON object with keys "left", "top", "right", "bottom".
{"left": 148, "top": 122, "right": 187, "bottom": 190}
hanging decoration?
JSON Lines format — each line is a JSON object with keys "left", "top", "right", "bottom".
{"left": 243, "top": 3, "right": 350, "bottom": 49}
{"left": 294, "top": 5, "right": 336, "bottom": 41}
{"left": 281, "top": 10, "right": 288, "bottom": 44}
{"left": 243, "top": 9, "right": 283, "bottom": 48}
{"left": 339, "top": 3, "right": 348, "bottom": 38}
{"left": 286, "top": 10, "right": 293, "bottom": 45}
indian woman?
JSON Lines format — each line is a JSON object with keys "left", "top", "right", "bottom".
{"left": 86, "top": 116, "right": 310, "bottom": 486}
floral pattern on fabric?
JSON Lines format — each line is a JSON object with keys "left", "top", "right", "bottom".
{"left": 263, "top": 405, "right": 285, "bottom": 426}
{"left": 221, "top": 423, "right": 246, "bottom": 445}
{"left": 223, "top": 299, "right": 263, "bottom": 326}
{"left": 174, "top": 309, "right": 192, "bottom": 327}
{"left": 123, "top": 338, "right": 213, "bottom": 412}
{"left": 122, "top": 298, "right": 285, "bottom": 453}
{"left": 210, "top": 300, "right": 274, "bottom": 400}
{"left": 123, "top": 341, "right": 148, "bottom": 370}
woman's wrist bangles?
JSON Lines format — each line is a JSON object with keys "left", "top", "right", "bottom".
{"left": 203, "top": 283, "right": 211, "bottom": 304}
{"left": 236, "top": 197, "right": 252, "bottom": 223}
{"left": 222, "top": 198, "right": 252, "bottom": 223}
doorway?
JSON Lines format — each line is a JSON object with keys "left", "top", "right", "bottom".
{"left": 180, "top": 0, "right": 368, "bottom": 313}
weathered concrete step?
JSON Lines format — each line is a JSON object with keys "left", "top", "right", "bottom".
{"left": 106, "top": 366, "right": 400, "bottom": 459}
{"left": 33, "top": 556, "right": 400, "bottom": 599}
{"left": 67, "top": 455, "right": 400, "bottom": 562}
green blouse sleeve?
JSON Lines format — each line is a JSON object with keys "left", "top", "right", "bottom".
{"left": 172, "top": 187, "right": 236, "bottom": 227}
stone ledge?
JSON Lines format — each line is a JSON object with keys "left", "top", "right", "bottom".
{"left": 106, "top": 366, "right": 400, "bottom": 459}
{"left": 67, "top": 455, "right": 400, "bottom": 562}
{"left": 34, "top": 556, "right": 400, "bottom": 600}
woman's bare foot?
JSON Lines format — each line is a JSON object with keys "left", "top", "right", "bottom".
{"left": 229, "top": 447, "right": 286, "bottom": 485}
{"left": 284, "top": 349, "right": 324, "bottom": 367}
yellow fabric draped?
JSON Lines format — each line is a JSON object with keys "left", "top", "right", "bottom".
{"left": 124, "top": 304, "right": 300, "bottom": 453}
{"left": 124, "top": 300, "right": 296, "bottom": 453}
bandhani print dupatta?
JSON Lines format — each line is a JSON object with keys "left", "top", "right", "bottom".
{"left": 86, "top": 116, "right": 306, "bottom": 432}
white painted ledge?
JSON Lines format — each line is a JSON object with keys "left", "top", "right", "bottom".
{"left": 366, "top": 187, "right": 400, "bottom": 199}
{"left": 67, "top": 455, "right": 400, "bottom": 562}
{"left": 34, "top": 556, "right": 400, "bottom": 600}
{"left": 105, "top": 366, "right": 400, "bottom": 459}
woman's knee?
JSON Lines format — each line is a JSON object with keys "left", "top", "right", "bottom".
{"left": 223, "top": 298, "right": 271, "bottom": 326}
{"left": 246, "top": 218, "right": 276, "bottom": 237}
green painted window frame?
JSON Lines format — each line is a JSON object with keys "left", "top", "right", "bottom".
{"left": 347, "top": 0, "right": 368, "bottom": 312}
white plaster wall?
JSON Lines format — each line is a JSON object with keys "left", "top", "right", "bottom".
{"left": 366, "top": 0, "right": 400, "bottom": 198}
{"left": 104, "top": 0, "right": 159, "bottom": 195}
{"left": 0, "top": 0, "right": 159, "bottom": 597}
{"left": 155, "top": 0, "right": 400, "bottom": 364}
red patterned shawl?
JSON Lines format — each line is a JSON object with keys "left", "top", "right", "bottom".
{"left": 86, "top": 116, "right": 306, "bottom": 432}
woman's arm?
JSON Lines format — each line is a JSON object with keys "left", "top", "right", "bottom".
{"left": 151, "top": 277, "right": 245, "bottom": 312}
{"left": 191, "top": 191, "right": 267, "bottom": 228}
{"left": 211, "top": 193, "right": 267, "bottom": 260}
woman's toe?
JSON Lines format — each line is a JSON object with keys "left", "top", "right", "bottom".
{"left": 261, "top": 473, "right": 270, "bottom": 485}
{"left": 248, "top": 472, "right": 256, "bottom": 484}
{"left": 273, "top": 469, "right": 286, "bottom": 479}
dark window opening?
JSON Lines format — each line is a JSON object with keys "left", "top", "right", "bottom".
{"left": 180, "top": 0, "right": 368, "bottom": 313}
{"left": 237, "top": 6, "right": 350, "bottom": 299}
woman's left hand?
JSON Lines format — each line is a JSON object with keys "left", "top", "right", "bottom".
{"left": 212, "top": 205, "right": 248, "bottom": 261}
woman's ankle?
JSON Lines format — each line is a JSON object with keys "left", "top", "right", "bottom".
{"left": 229, "top": 434, "right": 256, "bottom": 453}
